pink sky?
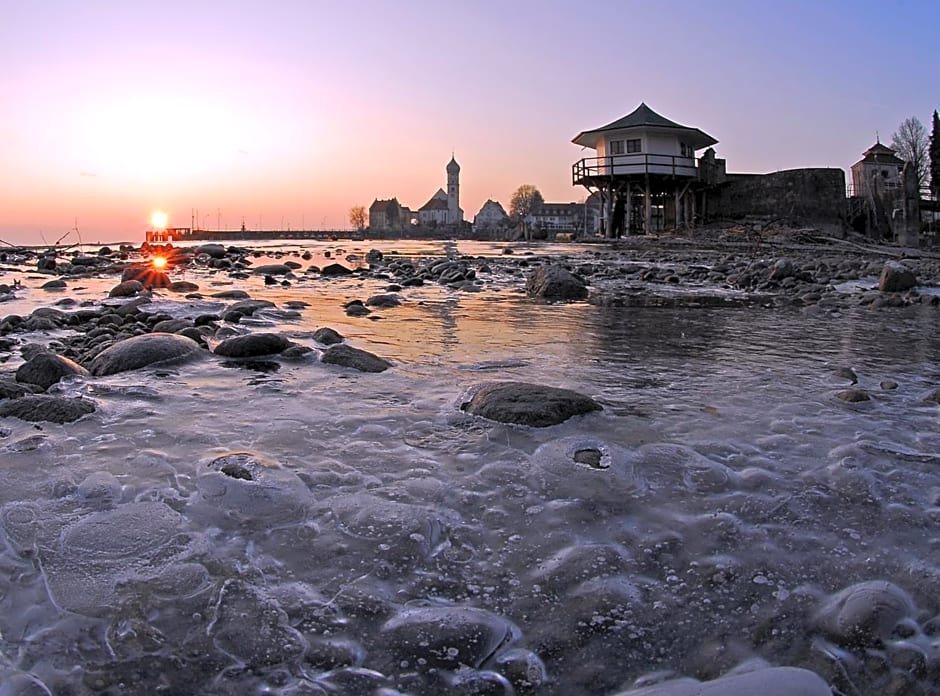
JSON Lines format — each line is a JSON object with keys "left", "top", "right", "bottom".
{"left": 2, "top": 0, "right": 938, "bottom": 245}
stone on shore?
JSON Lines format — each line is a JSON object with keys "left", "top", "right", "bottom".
{"left": 813, "top": 580, "right": 915, "bottom": 647}
{"left": 312, "top": 327, "right": 344, "bottom": 345}
{"left": 461, "top": 381, "right": 602, "bottom": 427}
{"left": 252, "top": 264, "right": 293, "bottom": 276}
{"left": 526, "top": 264, "right": 588, "bottom": 301}
{"left": 612, "top": 666, "right": 830, "bottom": 695}
{"left": 213, "top": 333, "right": 292, "bottom": 358}
{"left": 195, "top": 243, "right": 227, "bottom": 258}
{"left": 15, "top": 353, "right": 91, "bottom": 391}
{"left": 88, "top": 332, "right": 202, "bottom": 376}
{"left": 0, "top": 395, "right": 96, "bottom": 423}
{"left": 109, "top": 280, "right": 146, "bottom": 298}
{"left": 321, "top": 343, "right": 391, "bottom": 372}
{"left": 321, "top": 262, "right": 354, "bottom": 276}
{"left": 878, "top": 261, "right": 917, "bottom": 292}
{"left": 121, "top": 264, "right": 172, "bottom": 289}
{"left": 0, "top": 378, "right": 36, "bottom": 399}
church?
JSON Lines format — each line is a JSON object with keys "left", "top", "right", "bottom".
{"left": 369, "top": 156, "right": 464, "bottom": 230}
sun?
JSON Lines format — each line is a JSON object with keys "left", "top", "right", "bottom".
{"left": 151, "top": 211, "right": 169, "bottom": 229}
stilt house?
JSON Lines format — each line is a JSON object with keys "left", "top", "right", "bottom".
{"left": 572, "top": 103, "right": 717, "bottom": 235}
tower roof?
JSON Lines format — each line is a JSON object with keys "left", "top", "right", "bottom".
{"left": 858, "top": 142, "right": 905, "bottom": 165}
{"left": 447, "top": 156, "right": 460, "bottom": 174}
{"left": 572, "top": 103, "right": 718, "bottom": 150}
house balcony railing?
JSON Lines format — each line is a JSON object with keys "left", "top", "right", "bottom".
{"left": 572, "top": 154, "right": 697, "bottom": 185}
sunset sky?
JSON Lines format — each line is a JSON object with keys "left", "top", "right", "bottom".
{"left": 2, "top": 0, "right": 938, "bottom": 245}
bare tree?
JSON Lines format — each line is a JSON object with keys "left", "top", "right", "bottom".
{"left": 930, "top": 110, "right": 940, "bottom": 199}
{"left": 509, "top": 184, "right": 544, "bottom": 220}
{"left": 890, "top": 116, "right": 929, "bottom": 190}
{"left": 348, "top": 206, "right": 367, "bottom": 231}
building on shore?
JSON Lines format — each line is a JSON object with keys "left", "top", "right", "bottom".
{"left": 573, "top": 102, "right": 847, "bottom": 239}
{"left": 472, "top": 199, "right": 509, "bottom": 231}
{"left": 369, "top": 198, "right": 411, "bottom": 231}
{"left": 371, "top": 156, "right": 463, "bottom": 232}
{"left": 572, "top": 103, "right": 717, "bottom": 236}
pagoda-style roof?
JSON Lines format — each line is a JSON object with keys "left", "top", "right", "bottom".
{"left": 573, "top": 103, "right": 718, "bottom": 151}
{"left": 856, "top": 142, "right": 905, "bottom": 166}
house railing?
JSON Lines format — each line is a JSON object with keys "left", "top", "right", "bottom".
{"left": 572, "top": 154, "right": 697, "bottom": 184}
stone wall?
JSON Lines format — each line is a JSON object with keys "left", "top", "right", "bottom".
{"left": 704, "top": 168, "right": 846, "bottom": 229}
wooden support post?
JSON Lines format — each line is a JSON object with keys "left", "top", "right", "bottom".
{"left": 644, "top": 176, "right": 651, "bottom": 235}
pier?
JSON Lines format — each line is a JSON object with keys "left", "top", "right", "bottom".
{"left": 145, "top": 228, "right": 365, "bottom": 244}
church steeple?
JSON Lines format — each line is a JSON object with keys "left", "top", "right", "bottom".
{"left": 446, "top": 155, "right": 461, "bottom": 224}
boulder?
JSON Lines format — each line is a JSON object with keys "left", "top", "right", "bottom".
{"left": 526, "top": 265, "right": 588, "bottom": 301}
{"left": 252, "top": 264, "right": 293, "bottom": 276}
{"left": 613, "top": 667, "right": 830, "bottom": 696}
{"left": 228, "top": 300, "right": 276, "bottom": 316}
{"left": 0, "top": 377, "right": 35, "bottom": 399}
{"left": 121, "top": 264, "right": 171, "bottom": 289}
{"left": 379, "top": 605, "right": 520, "bottom": 670}
{"left": 878, "top": 261, "right": 917, "bottom": 292}
{"left": 813, "top": 580, "right": 916, "bottom": 647}
{"left": 461, "top": 381, "right": 602, "bottom": 427}
{"left": 312, "top": 327, "right": 344, "bottom": 346}
{"left": 213, "top": 333, "right": 292, "bottom": 358}
{"left": 15, "top": 353, "right": 90, "bottom": 390}
{"left": 109, "top": 280, "right": 146, "bottom": 297}
{"left": 321, "top": 263, "right": 354, "bottom": 276}
{"left": 195, "top": 243, "right": 227, "bottom": 258}
{"left": 321, "top": 344, "right": 391, "bottom": 373}
{"left": 365, "top": 294, "right": 402, "bottom": 308}
{"left": 0, "top": 395, "right": 96, "bottom": 423}
{"left": 88, "top": 332, "right": 202, "bottom": 376}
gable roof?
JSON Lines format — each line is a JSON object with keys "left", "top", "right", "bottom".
{"left": 420, "top": 196, "right": 450, "bottom": 212}
{"left": 572, "top": 102, "right": 718, "bottom": 151}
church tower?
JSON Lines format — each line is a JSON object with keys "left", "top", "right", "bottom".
{"left": 446, "top": 155, "right": 462, "bottom": 224}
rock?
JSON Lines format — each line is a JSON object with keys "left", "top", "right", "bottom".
{"left": 228, "top": 300, "right": 276, "bottom": 316}
{"left": 88, "top": 332, "right": 202, "bottom": 376}
{"left": 768, "top": 257, "right": 798, "bottom": 281}
{"left": 461, "top": 381, "right": 602, "bottom": 427}
{"left": 151, "top": 319, "right": 193, "bottom": 333}
{"left": 365, "top": 294, "right": 401, "bottom": 308}
{"left": 813, "top": 580, "right": 916, "bottom": 647}
{"left": 613, "top": 667, "right": 830, "bottom": 695}
{"left": 195, "top": 243, "right": 227, "bottom": 258}
{"left": 41, "top": 279, "right": 67, "bottom": 290}
{"left": 379, "top": 604, "right": 520, "bottom": 670}
{"left": 211, "top": 290, "right": 251, "bottom": 300}
{"left": 109, "top": 280, "right": 146, "bottom": 297}
{"left": 525, "top": 264, "right": 588, "bottom": 301}
{"left": 15, "top": 353, "right": 90, "bottom": 390}
{"left": 121, "top": 264, "right": 171, "bottom": 289}
{"left": 0, "top": 378, "right": 35, "bottom": 399}
{"left": 832, "top": 367, "right": 858, "bottom": 383}
{"left": 312, "top": 327, "right": 344, "bottom": 345}
{"left": 169, "top": 281, "right": 199, "bottom": 293}
{"left": 878, "top": 261, "right": 917, "bottom": 292}
{"left": 344, "top": 301, "right": 371, "bottom": 317}
{"left": 213, "top": 333, "right": 292, "bottom": 358}
{"left": 321, "top": 262, "right": 354, "bottom": 276}
{"left": 321, "top": 344, "right": 391, "bottom": 372}
{"left": 0, "top": 395, "right": 96, "bottom": 423}
{"left": 252, "top": 264, "right": 293, "bottom": 276}
{"left": 836, "top": 388, "right": 870, "bottom": 403}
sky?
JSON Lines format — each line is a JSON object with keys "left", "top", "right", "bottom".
{"left": 2, "top": 0, "right": 938, "bottom": 245}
